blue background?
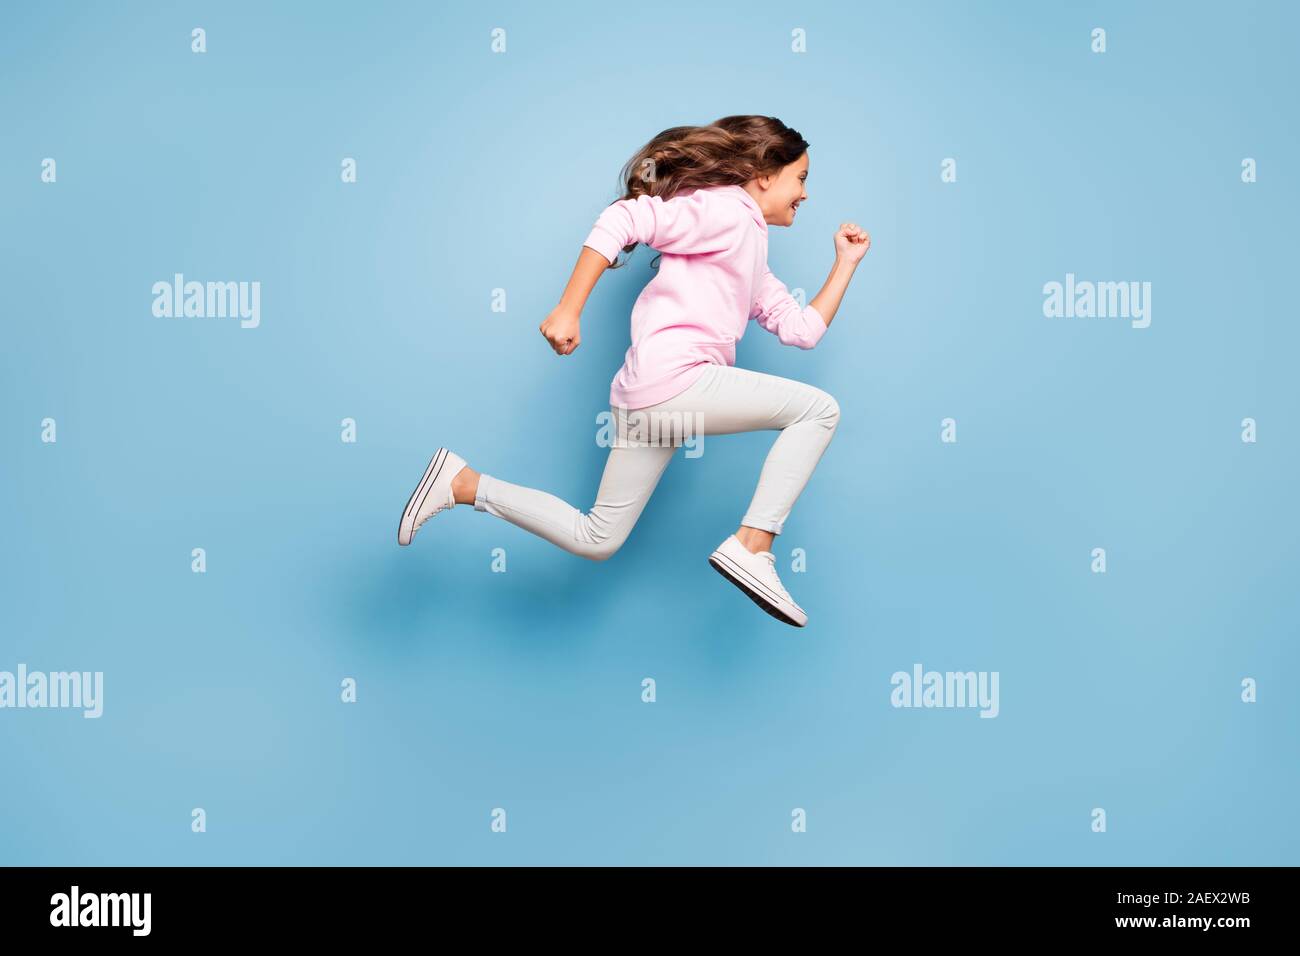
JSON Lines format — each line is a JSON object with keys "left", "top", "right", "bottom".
{"left": 2, "top": 1, "right": 1296, "bottom": 865}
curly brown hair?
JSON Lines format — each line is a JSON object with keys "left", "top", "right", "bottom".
{"left": 604, "top": 115, "right": 809, "bottom": 268}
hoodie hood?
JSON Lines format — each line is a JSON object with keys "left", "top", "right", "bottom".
{"left": 715, "top": 184, "right": 768, "bottom": 234}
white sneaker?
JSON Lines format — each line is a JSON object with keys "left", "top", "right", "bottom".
{"left": 708, "top": 535, "right": 808, "bottom": 627}
{"left": 398, "top": 448, "right": 468, "bottom": 546}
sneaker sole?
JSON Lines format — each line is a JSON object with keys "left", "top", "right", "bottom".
{"left": 708, "top": 551, "right": 806, "bottom": 628}
{"left": 398, "top": 448, "right": 449, "bottom": 546}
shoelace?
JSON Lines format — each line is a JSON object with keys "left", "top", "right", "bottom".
{"left": 416, "top": 488, "right": 456, "bottom": 529}
{"left": 755, "top": 551, "right": 793, "bottom": 600}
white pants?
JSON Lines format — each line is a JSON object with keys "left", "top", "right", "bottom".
{"left": 473, "top": 364, "right": 840, "bottom": 560}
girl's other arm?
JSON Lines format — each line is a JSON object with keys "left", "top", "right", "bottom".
{"left": 751, "top": 223, "right": 870, "bottom": 347}
{"left": 541, "top": 191, "right": 740, "bottom": 357}
{"left": 808, "top": 223, "right": 870, "bottom": 328}
{"left": 583, "top": 190, "right": 739, "bottom": 261}
{"left": 540, "top": 246, "right": 609, "bottom": 356}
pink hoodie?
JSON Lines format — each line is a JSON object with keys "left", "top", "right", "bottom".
{"left": 582, "top": 183, "right": 829, "bottom": 409}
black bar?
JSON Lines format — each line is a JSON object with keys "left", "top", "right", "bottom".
{"left": 0, "top": 866, "right": 1282, "bottom": 942}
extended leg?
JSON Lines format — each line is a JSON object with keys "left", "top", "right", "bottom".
{"left": 472, "top": 440, "right": 676, "bottom": 561}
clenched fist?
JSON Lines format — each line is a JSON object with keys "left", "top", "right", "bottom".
{"left": 540, "top": 306, "right": 582, "bottom": 356}
{"left": 834, "top": 222, "right": 871, "bottom": 264}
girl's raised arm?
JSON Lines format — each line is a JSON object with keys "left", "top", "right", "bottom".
{"left": 807, "top": 223, "right": 870, "bottom": 326}
{"left": 752, "top": 223, "right": 870, "bottom": 347}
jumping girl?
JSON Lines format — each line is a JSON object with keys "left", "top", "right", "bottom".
{"left": 398, "top": 115, "right": 870, "bottom": 627}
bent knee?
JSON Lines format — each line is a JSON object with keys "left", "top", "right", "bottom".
{"left": 814, "top": 390, "right": 841, "bottom": 430}
{"left": 584, "top": 538, "right": 624, "bottom": 562}
{"left": 578, "top": 526, "right": 630, "bottom": 562}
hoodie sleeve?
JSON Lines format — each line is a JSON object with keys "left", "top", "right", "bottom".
{"left": 582, "top": 189, "right": 741, "bottom": 263}
{"left": 749, "top": 267, "right": 829, "bottom": 349}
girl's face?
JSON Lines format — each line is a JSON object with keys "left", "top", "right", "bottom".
{"left": 749, "top": 152, "right": 809, "bottom": 227}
